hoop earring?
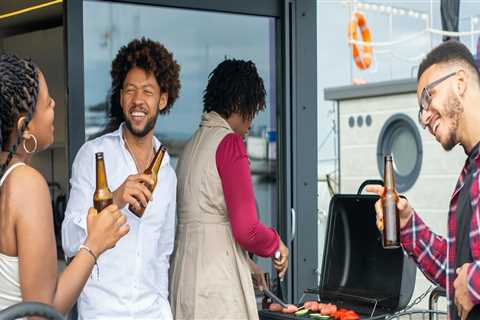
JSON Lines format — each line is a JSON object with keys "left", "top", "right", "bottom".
{"left": 22, "top": 134, "right": 38, "bottom": 154}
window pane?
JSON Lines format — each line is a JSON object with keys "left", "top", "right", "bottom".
{"left": 391, "top": 127, "right": 418, "bottom": 177}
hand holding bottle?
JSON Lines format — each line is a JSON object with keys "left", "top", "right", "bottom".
{"left": 366, "top": 185, "right": 413, "bottom": 231}
{"left": 84, "top": 205, "right": 130, "bottom": 257}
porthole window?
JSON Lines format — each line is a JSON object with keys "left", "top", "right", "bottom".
{"left": 348, "top": 116, "right": 355, "bottom": 128}
{"left": 365, "top": 115, "right": 372, "bottom": 127}
{"left": 356, "top": 115, "right": 363, "bottom": 127}
{"left": 377, "top": 114, "right": 422, "bottom": 192}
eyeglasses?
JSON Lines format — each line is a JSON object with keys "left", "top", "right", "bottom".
{"left": 418, "top": 71, "right": 457, "bottom": 129}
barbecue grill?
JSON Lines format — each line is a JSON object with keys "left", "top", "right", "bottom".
{"left": 259, "top": 181, "right": 446, "bottom": 320}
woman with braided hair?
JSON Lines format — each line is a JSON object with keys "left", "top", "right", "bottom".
{"left": 0, "top": 53, "right": 129, "bottom": 314}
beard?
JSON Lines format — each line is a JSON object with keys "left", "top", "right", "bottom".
{"left": 441, "top": 92, "right": 463, "bottom": 151}
{"left": 124, "top": 111, "right": 159, "bottom": 138}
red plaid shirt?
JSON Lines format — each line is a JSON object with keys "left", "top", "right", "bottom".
{"left": 401, "top": 147, "right": 480, "bottom": 318}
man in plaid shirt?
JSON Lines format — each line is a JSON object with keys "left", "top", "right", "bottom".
{"left": 369, "top": 41, "right": 480, "bottom": 320}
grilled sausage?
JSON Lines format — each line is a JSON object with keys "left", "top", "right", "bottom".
{"left": 269, "top": 303, "right": 283, "bottom": 312}
{"left": 281, "top": 304, "right": 299, "bottom": 314}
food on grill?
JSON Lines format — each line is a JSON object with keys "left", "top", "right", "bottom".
{"left": 332, "top": 308, "right": 360, "bottom": 320}
{"left": 267, "top": 300, "right": 358, "bottom": 319}
{"left": 268, "top": 303, "right": 283, "bottom": 312}
{"left": 281, "top": 304, "right": 299, "bottom": 314}
{"left": 295, "top": 308, "right": 310, "bottom": 317}
{"left": 318, "top": 303, "right": 337, "bottom": 315}
{"left": 303, "top": 300, "right": 319, "bottom": 312}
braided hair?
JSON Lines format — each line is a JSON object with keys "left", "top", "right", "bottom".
{"left": 203, "top": 59, "right": 266, "bottom": 121}
{"left": 0, "top": 53, "right": 39, "bottom": 180}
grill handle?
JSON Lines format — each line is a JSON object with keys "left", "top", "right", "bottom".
{"left": 357, "top": 179, "right": 384, "bottom": 195}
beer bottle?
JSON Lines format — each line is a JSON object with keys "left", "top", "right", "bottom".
{"left": 93, "top": 152, "right": 113, "bottom": 212}
{"left": 129, "top": 145, "right": 167, "bottom": 217}
{"left": 381, "top": 154, "right": 400, "bottom": 248}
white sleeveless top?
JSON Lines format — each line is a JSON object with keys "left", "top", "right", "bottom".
{"left": 0, "top": 162, "right": 25, "bottom": 311}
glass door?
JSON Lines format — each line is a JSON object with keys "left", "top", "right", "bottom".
{"left": 66, "top": 0, "right": 318, "bottom": 305}
{"left": 82, "top": 0, "right": 279, "bottom": 283}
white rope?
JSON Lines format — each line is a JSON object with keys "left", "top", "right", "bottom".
{"left": 348, "top": 29, "right": 428, "bottom": 47}
{"left": 348, "top": 28, "right": 480, "bottom": 48}
{"left": 427, "top": 27, "right": 480, "bottom": 37}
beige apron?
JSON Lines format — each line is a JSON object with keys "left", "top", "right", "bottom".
{"left": 170, "top": 112, "right": 258, "bottom": 320}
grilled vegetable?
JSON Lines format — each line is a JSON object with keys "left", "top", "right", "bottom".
{"left": 294, "top": 308, "right": 310, "bottom": 317}
{"left": 332, "top": 309, "right": 360, "bottom": 320}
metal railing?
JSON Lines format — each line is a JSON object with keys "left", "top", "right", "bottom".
{"left": 0, "top": 302, "right": 64, "bottom": 320}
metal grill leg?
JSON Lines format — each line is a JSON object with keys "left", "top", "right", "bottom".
{"left": 428, "top": 286, "right": 446, "bottom": 320}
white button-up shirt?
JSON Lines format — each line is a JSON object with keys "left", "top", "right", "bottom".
{"left": 62, "top": 124, "right": 176, "bottom": 320}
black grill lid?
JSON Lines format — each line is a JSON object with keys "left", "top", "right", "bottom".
{"left": 318, "top": 194, "right": 416, "bottom": 313}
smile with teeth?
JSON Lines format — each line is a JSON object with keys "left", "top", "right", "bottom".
{"left": 131, "top": 110, "right": 147, "bottom": 120}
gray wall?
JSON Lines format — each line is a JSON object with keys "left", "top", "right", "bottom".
{"left": 1, "top": 26, "right": 69, "bottom": 195}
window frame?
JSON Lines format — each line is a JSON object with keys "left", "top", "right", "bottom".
{"left": 64, "top": 0, "right": 317, "bottom": 302}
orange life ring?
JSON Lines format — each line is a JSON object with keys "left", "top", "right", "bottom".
{"left": 348, "top": 11, "right": 373, "bottom": 70}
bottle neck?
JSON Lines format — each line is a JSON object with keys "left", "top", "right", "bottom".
{"left": 384, "top": 158, "right": 395, "bottom": 191}
{"left": 96, "top": 158, "right": 109, "bottom": 189}
{"left": 147, "top": 146, "right": 166, "bottom": 174}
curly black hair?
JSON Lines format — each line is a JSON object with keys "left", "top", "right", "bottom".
{"left": 0, "top": 53, "right": 39, "bottom": 180}
{"left": 103, "top": 37, "right": 181, "bottom": 133}
{"left": 203, "top": 59, "right": 266, "bottom": 120}
{"left": 418, "top": 40, "right": 480, "bottom": 83}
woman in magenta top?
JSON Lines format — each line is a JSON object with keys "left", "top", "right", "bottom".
{"left": 170, "top": 59, "right": 288, "bottom": 319}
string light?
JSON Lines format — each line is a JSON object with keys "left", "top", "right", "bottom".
{"left": 342, "top": 0, "right": 427, "bottom": 21}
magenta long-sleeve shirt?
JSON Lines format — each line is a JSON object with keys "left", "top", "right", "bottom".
{"left": 215, "top": 133, "right": 279, "bottom": 257}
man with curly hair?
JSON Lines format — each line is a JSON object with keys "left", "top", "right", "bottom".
{"left": 62, "top": 38, "right": 181, "bottom": 320}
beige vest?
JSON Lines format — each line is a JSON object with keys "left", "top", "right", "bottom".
{"left": 170, "top": 112, "right": 258, "bottom": 320}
